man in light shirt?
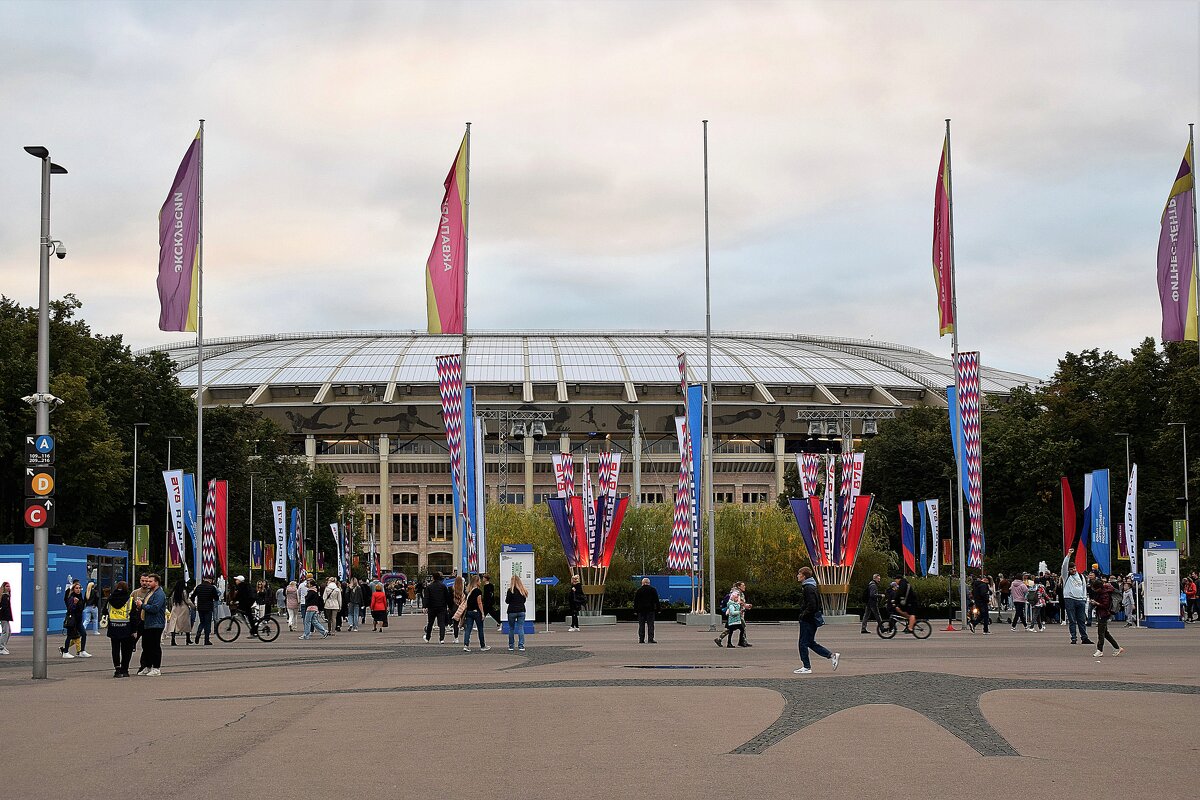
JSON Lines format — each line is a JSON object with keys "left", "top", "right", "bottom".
{"left": 1009, "top": 573, "right": 1030, "bottom": 631}
{"left": 1061, "top": 548, "right": 1094, "bottom": 646}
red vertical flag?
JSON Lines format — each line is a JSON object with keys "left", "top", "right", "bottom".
{"left": 932, "top": 134, "right": 955, "bottom": 336}
{"left": 1061, "top": 477, "right": 1086, "bottom": 573}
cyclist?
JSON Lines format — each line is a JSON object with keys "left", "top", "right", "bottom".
{"left": 893, "top": 576, "right": 919, "bottom": 634}
{"left": 233, "top": 576, "right": 258, "bottom": 635}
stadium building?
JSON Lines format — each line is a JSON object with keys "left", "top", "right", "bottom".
{"left": 154, "top": 330, "right": 1036, "bottom": 574}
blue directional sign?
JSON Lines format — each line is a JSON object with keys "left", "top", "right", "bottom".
{"left": 535, "top": 576, "right": 560, "bottom": 586}
{"left": 1131, "top": 572, "right": 1143, "bottom": 583}
{"left": 25, "top": 435, "right": 55, "bottom": 466}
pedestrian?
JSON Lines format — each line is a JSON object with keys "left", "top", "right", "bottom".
{"left": 105, "top": 581, "right": 137, "bottom": 677}
{"left": 449, "top": 576, "right": 465, "bottom": 642}
{"left": 284, "top": 580, "right": 300, "bottom": 631}
{"left": 460, "top": 575, "right": 490, "bottom": 652}
{"left": 190, "top": 576, "right": 220, "bottom": 645}
{"left": 969, "top": 573, "right": 991, "bottom": 634}
{"left": 82, "top": 581, "right": 101, "bottom": 634}
{"left": 299, "top": 579, "right": 329, "bottom": 639}
{"left": 997, "top": 573, "right": 1011, "bottom": 624}
{"left": 723, "top": 589, "right": 751, "bottom": 648}
{"left": 1122, "top": 581, "right": 1136, "bottom": 627}
{"left": 482, "top": 574, "right": 502, "bottom": 632}
{"left": 370, "top": 582, "right": 388, "bottom": 632}
{"left": 860, "top": 574, "right": 883, "bottom": 634}
{"left": 1009, "top": 573, "right": 1030, "bottom": 631}
{"left": 1061, "top": 550, "right": 1093, "bottom": 645}
{"left": 135, "top": 573, "right": 166, "bottom": 675}
{"left": 322, "top": 577, "right": 342, "bottom": 635}
{"left": 61, "top": 581, "right": 91, "bottom": 659}
{"left": 568, "top": 574, "right": 585, "bottom": 631}
{"left": 1088, "top": 578, "right": 1124, "bottom": 657}
{"left": 345, "top": 578, "right": 362, "bottom": 631}
{"left": 505, "top": 575, "right": 528, "bottom": 652}
{"left": 794, "top": 566, "right": 838, "bottom": 675}
{"left": 633, "top": 577, "right": 659, "bottom": 644}
{"left": 0, "top": 581, "right": 13, "bottom": 655}
{"left": 423, "top": 572, "right": 450, "bottom": 643}
{"left": 1030, "top": 580, "right": 1048, "bottom": 632}
{"left": 715, "top": 582, "right": 741, "bottom": 646}
{"left": 168, "top": 580, "right": 194, "bottom": 646}
{"left": 232, "top": 575, "right": 258, "bottom": 636}
{"left": 1184, "top": 575, "right": 1197, "bottom": 622}
{"left": 254, "top": 579, "right": 270, "bottom": 622}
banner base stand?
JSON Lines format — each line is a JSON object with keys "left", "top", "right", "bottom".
{"left": 574, "top": 615, "right": 617, "bottom": 626}
{"left": 1143, "top": 616, "right": 1185, "bottom": 629}
{"left": 675, "top": 612, "right": 719, "bottom": 626}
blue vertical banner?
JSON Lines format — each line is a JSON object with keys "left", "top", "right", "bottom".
{"left": 183, "top": 473, "right": 199, "bottom": 582}
{"left": 687, "top": 384, "right": 703, "bottom": 571}
{"left": 917, "top": 500, "right": 929, "bottom": 577}
{"left": 899, "top": 500, "right": 916, "bottom": 574}
{"left": 1090, "top": 468, "right": 1111, "bottom": 574}
{"left": 456, "top": 385, "right": 480, "bottom": 575}
{"left": 946, "top": 386, "right": 969, "bottom": 501}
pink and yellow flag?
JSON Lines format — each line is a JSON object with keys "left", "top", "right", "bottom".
{"left": 425, "top": 134, "right": 468, "bottom": 334}
{"left": 1158, "top": 138, "right": 1197, "bottom": 342}
{"left": 932, "top": 134, "right": 955, "bottom": 337}
{"left": 157, "top": 128, "right": 202, "bottom": 332}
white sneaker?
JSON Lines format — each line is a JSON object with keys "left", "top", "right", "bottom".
{"left": 793, "top": 667, "right": 812, "bottom": 674}
{"left": 148, "top": 668, "right": 161, "bottom": 676}
{"left": 518, "top": 646, "right": 525, "bottom": 652}
{"left": 0, "top": 646, "right": 9, "bottom": 655}
{"left": 508, "top": 647, "right": 514, "bottom": 652}
{"left": 480, "top": 646, "right": 491, "bottom": 652}
{"left": 423, "top": 635, "right": 429, "bottom": 642}
{"left": 1092, "top": 649, "right": 1103, "bottom": 657}
{"left": 831, "top": 653, "right": 840, "bottom": 671}
{"left": 136, "top": 667, "right": 148, "bottom": 675}
{"left": 62, "top": 651, "right": 74, "bottom": 659}
{"left": 462, "top": 646, "right": 470, "bottom": 652}
{"left": 496, "top": 626, "right": 503, "bottom": 632}
{"left": 1114, "top": 647, "right": 1125, "bottom": 656}
{"left": 453, "top": 637, "right": 460, "bottom": 644}
{"left": 78, "top": 651, "right": 92, "bottom": 658}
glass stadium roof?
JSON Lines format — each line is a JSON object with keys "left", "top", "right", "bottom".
{"left": 150, "top": 330, "right": 1038, "bottom": 394}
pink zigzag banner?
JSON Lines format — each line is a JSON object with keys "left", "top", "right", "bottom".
{"left": 956, "top": 351, "right": 985, "bottom": 568}
{"left": 436, "top": 354, "right": 478, "bottom": 573}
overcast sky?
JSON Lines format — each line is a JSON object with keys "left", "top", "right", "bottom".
{"left": 1, "top": 0, "right": 1197, "bottom": 379}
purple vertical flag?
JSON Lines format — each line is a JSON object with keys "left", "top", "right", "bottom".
{"left": 157, "top": 129, "right": 202, "bottom": 332}
{"left": 1158, "top": 140, "right": 1197, "bottom": 342}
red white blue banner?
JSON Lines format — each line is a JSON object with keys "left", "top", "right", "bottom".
{"left": 436, "top": 354, "right": 478, "bottom": 573}
{"left": 955, "top": 352, "right": 985, "bottom": 568}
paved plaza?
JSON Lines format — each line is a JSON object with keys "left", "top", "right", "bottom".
{"left": 1, "top": 614, "right": 1197, "bottom": 799}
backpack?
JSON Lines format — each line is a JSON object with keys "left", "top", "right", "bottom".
{"left": 861, "top": 582, "right": 873, "bottom": 603}
{"left": 1108, "top": 590, "right": 1122, "bottom": 615}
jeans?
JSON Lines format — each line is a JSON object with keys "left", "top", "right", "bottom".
{"left": 303, "top": 610, "right": 327, "bottom": 637}
{"left": 0, "top": 620, "right": 10, "bottom": 649}
{"left": 1010, "top": 601, "right": 1027, "bottom": 628}
{"left": 139, "top": 628, "right": 163, "bottom": 669}
{"left": 861, "top": 599, "right": 882, "bottom": 632}
{"left": 425, "top": 608, "right": 447, "bottom": 641}
{"left": 797, "top": 619, "right": 831, "bottom": 669}
{"left": 82, "top": 606, "right": 99, "bottom": 633}
{"left": 973, "top": 603, "right": 990, "bottom": 632}
{"left": 507, "top": 612, "right": 526, "bottom": 649}
{"left": 1064, "top": 597, "right": 1089, "bottom": 642}
{"left": 463, "top": 610, "right": 485, "bottom": 648}
{"left": 197, "top": 609, "right": 213, "bottom": 643}
{"left": 637, "top": 611, "right": 656, "bottom": 643}
{"left": 347, "top": 606, "right": 360, "bottom": 629}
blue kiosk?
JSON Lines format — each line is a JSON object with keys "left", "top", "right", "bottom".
{"left": 0, "top": 544, "right": 129, "bottom": 635}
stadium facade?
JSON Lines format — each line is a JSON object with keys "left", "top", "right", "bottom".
{"left": 153, "top": 330, "right": 1036, "bottom": 574}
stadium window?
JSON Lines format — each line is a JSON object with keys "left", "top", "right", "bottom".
{"left": 428, "top": 492, "right": 453, "bottom": 506}
{"left": 397, "top": 493, "right": 419, "bottom": 505}
{"left": 742, "top": 491, "right": 769, "bottom": 504}
{"left": 713, "top": 491, "right": 734, "bottom": 504}
{"left": 502, "top": 493, "right": 524, "bottom": 505}
{"left": 640, "top": 492, "right": 665, "bottom": 505}
{"left": 428, "top": 514, "right": 454, "bottom": 542}
{"left": 393, "top": 513, "right": 419, "bottom": 543}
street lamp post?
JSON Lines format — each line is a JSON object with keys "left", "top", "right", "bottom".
{"left": 1114, "top": 433, "right": 1131, "bottom": 484}
{"left": 249, "top": 472, "right": 258, "bottom": 581}
{"left": 132, "top": 423, "right": 149, "bottom": 582}
{"left": 23, "top": 145, "right": 67, "bottom": 680}
{"left": 1169, "top": 422, "right": 1191, "bottom": 558}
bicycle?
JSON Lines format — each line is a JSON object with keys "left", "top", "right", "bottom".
{"left": 877, "top": 612, "right": 932, "bottom": 640}
{"left": 214, "top": 609, "right": 280, "bottom": 643}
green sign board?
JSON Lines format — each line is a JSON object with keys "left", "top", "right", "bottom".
{"left": 1172, "top": 519, "right": 1187, "bottom": 551}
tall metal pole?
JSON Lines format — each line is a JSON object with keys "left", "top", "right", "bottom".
{"left": 195, "top": 119, "right": 206, "bottom": 583}
{"left": 28, "top": 148, "right": 58, "bottom": 680}
{"left": 165, "top": 437, "right": 174, "bottom": 584}
{"left": 632, "top": 409, "right": 641, "bottom": 507}
{"left": 460, "top": 122, "right": 472, "bottom": 574}
{"left": 1190, "top": 124, "right": 1198, "bottom": 370}
{"left": 132, "top": 425, "right": 143, "bottom": 582}
{"left": 1184, "top": 424, "right": 1191, "bottom": 559}
{"left": 249, "top": 473, "right": 255, "bottom": 582}
{"left": 702, "top": 120, "right": 716, "bottom": 625}
{"left": 944, "top": 119, "right": 969, "bottom": 625}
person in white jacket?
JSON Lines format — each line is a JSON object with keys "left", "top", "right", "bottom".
{"left": 322, "top": 578, "right": 342, "bottom": 637}
{"left": 1061, "top": 549, "right": 1094, "bottom": 645}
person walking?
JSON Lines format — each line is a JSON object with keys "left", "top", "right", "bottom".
{"left": 369, "top": 582, "right": 388, "bottom": 632}
{"left": 322, "top": 577, "right": 342, "bottom": 636}
{"left": 449, "top": 576, "right": 465, "bottom": 642}
{"left": 482, "top": 574, "right": 502, "bottom": 632}
{"left": 136, "top": 573, "right": 166, "bottom": 675}
{"left": 61, "top": 581, "right": 90, "bottom": 659}
{"left": 1122, "top": 580, "right": 1136, "bottom": 627}
{"left": 190, "top": 576, "right": 220, "bottom": 646}
{"left": 423, "top": 572, "right": 449, "bottom": 643}
{"left": 1061, "top": 550, "right": 1094, "bottom": 645}
{"left": 1088, "top": 578, "right": 1125, "bottom": 657}
{"left": 568, "top": 574, "right": 585, "bottom": 631}
{"left": 345, "top": 578, "right": 362, "bottom": 631}
{"left": 232, "top": 575, "right": 258, "bottom": 636}
{"left": 505, "top": 575, "right": 528, "bottom": 652}
{"left": 105, "top": 581, "right": 137, "bottom": 677}
{"left": 0, "top": 581, "right": 13, "bottom": 655}
{"left": 284, "top": 580, "right": 300, "bottom": 631}
{"left": 1009, "top": 574, "right": 1030, "bottom": 631}
{"left": 969, "top": 574, "right": 991, "bottom": 634}
{"left": 723, "top": 589, "right": 751, "bottom": 648}
{"left": 300, "top": 579, "right": 330, "bottom": 639}
{"left": 82, "top": 581, "right": 101, "bottom": 634}
{"left": 794, "top": 566, "right": 838, "bottom": 675}
{"left": 1030, "top": 581, "right": 1048, "bottom": 632}
{"left": 634, "top": 577, "right": 659, "bottom": 644}
{"left": 860, "top": 574, "right": 883, "bottom": 634}
{"left": 168, "top": 580, "right": 194, "bottom": 646}
{"left": 715, "top": 582, "right": 741, "bottom": 646}
{"left": 461, "top": 575, "right": 490, "bottom": 652}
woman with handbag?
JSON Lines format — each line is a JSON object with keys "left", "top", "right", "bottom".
{"left": 370, "top": 582, "right": 388, "bottom": 632}
{"left": 284, "top": 580, "right": 300, "bottom": 631}
{"left": 61, "top": 581, "right": 90, "bottom": 659}
{"left": 105, "top": 581, "right": 137, "bottom": 677}
{"left": 450, "top": 576, "right": 465, "bottom": 643}
{"left": 168, "top": 580, "right": 194, "bottom": 646}
{"left": 794, "top": 566, "right": 838, "bottom": 675}
{"left": 505, "top": 575, "right": 529, "bottom": 652}
{"left": 460, "top": 575, "right": 490, "bottom": 652}
{"left": 568, "top": 574, "right": 585, "bottom": 631}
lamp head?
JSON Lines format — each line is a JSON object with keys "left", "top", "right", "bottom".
{"left": 24, "top": 146, "right": 49, "bottom": 159}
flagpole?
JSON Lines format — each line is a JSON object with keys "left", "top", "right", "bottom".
{"left": 196, "top": 118, "right": 205, "bottom": 583}
{"left": 945, "top": 119, "right": 969, "bottom": 627}
{"left": 702, "top": 120, "right": 716, "bottom": 625}
{"left": 461, "top": 122, "right": 471, "bottom": 576}
{"left": 1191, "top": 123, "right": 1199, "bottom": 369}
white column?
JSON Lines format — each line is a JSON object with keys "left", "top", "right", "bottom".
{"left": 379, "top": 435, "right": 392, "bottom": 571}
{"left": 524, "top": 435, "right": 535, "bottom": 509}
{"left": 774, "top": 433, "right": 786, "bottom": 497}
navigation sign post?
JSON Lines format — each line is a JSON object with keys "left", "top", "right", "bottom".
{"left": 535, "top": 575, "right": 560, "bottom": 632}
{"left": 26, "top": 466, "right": 55, "bottom": 497}
{"left": 24, "top": 499, "right": 54, "bottom": 528}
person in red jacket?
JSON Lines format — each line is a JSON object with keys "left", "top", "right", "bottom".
{"left": 370, "top": 583, "right": 388, "bottom": 632}
{"left": 1088, "top": 578, "right": 1124, "bottom": 658}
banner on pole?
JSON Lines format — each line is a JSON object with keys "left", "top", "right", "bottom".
{"left": 941, "top": 537, "right": 953, "bottom": 566}
{"left": 425, "top": 133, "right": 468, "bottom": 335}
{"left": 1090, "top": 468, "right": 1111, "bottom": 575}
{"left": 250, "top": 540, "right": 263, "bottom": 570}
{"left": 157, "top": 128, "right": 202, "bottom": 332}
{"left": 899, "top": 501, "right": 916, "bottom": 574}
{"left": 272, "top": 501, "right": 287, "bottom": 579}
{"left": 932, "top": 131, "right": 955, "bottom": 337}
{"left": 134, "top": 524, "right": 151, "bottom": 566}
{"left": 163, "top": 469, "right": 189, "bottom": 581}
{"left": 1124, "top": 464, "right": 1139, "bottom": 574}
{"left": 955, "top": 352, "right": 985, "bottom": 567}
{"left": 926, "top": 499, "right": 940, "bottom": 576}
{"left": 1158, "top": 138, "right": 1197, "bottom": 342}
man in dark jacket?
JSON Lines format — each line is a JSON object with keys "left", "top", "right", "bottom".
{"left": 860, "top": 574, "right": 882, "bottom": 634}
{"left": 481, "top": 575, "right": 502, "bottom": 630}
{"left": 795, "top": 566, "right": 838, "bottom": 674}
{"left": 423, "top": 571, "right": 450, "bottom": 643}
{"left": 233, "top": 575, "right": 257, "bottom": 634}
{"left": 1088, "top": 578, "right": 1124, "bottom": 657}
{"left": 970, "top": 574, "right": 991, "bottom": 634}
{"left": 633, "top": 577, "right": 659, "bottom": 644}
{"left": 189, "top": 577, "right": 221, "bottom": 645}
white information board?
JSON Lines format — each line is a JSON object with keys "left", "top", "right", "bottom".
{"left": 1143, "top": 543, "right": 1180, "bottom": 618}
{"left": 0, "top": 562, "right": 22, "bottom": 634}
{"left": 498, "top": 544, "right": 536, "bottom": 633}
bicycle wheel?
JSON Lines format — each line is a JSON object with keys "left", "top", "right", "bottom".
{"left": 876, "top": 618, "right": 897, "bottom": 639}
{"left": 214, "top": 615, "right": 241, "bottom": 643}
{"left": 911, "top": 619, "right": 932, "bottom": 640}
{"left": 255, "top": 616, "right": 280, "bottom": 642}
